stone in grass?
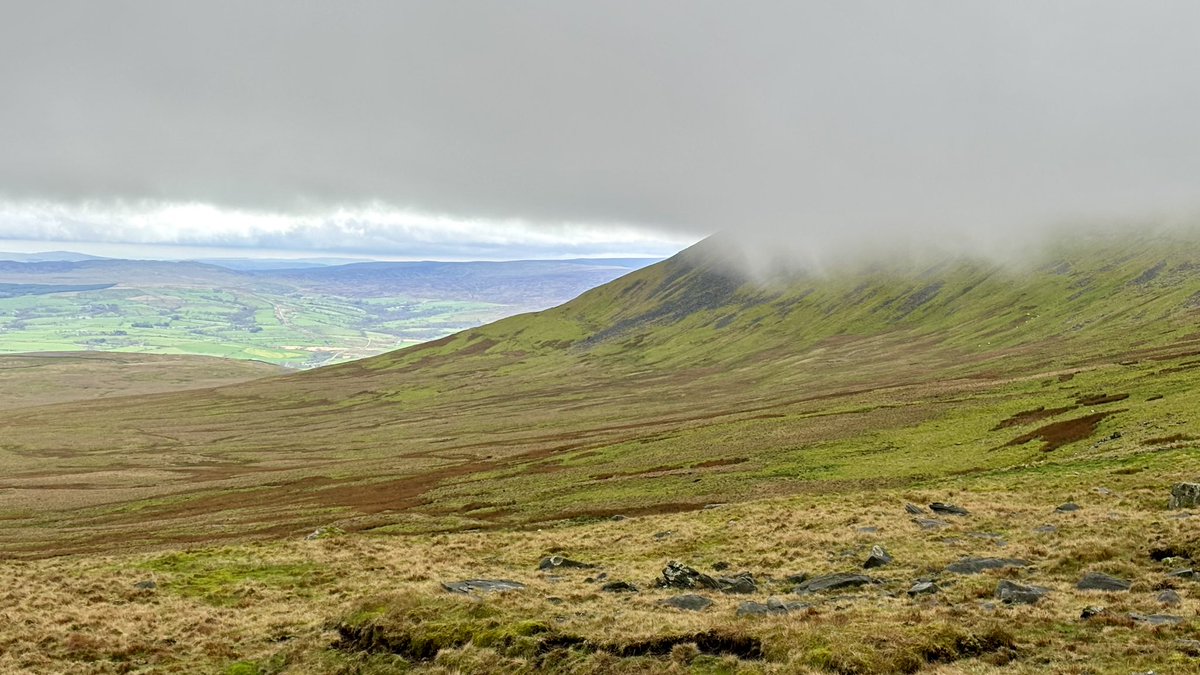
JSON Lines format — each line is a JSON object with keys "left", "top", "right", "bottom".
{"left": 661, "top": 594, "right": 713, "bottom": 612}
{"left": 1130, "top": 613, "right": 1184, "bottom": 627}
{"left": 1080, "top": 606, "right": 1107, "bottom": 620}
{"left": 442, "top": 579, "right": 526, "bottom": 594}
{"left": 908, "top": 581, "right": 939, "bottom": 597}
{"left": 1158, "top": 589, "right": 1182, "bottom": 607}
{"left": 1169, "top": 483, "right": 1200, "bottom": 510}
{"left": 1174, "top": 640, "right": 1200, "bottom": 657}
{"left": 905, "top": 503, "right": 927, "bottom": 515}
{"left": 716, "top": 573, "right": 757, "bottom": 595}
{"left": 537, "top": 555, "right": 595, "bottom": 571}
{"left": 1033, "top": 525, "right": 1058, "bottom": 534}
{"left": 1167, "top": 568, "right": 1195, "bottom": 579}
{"left": 796, "top": 573, "right": 876, "bottom": 594}
{"left": 1055, "top": 503, "right": 1082, "bottom": 513}
{"left": 944, "top": 557, "right": 1030, "bottom": 575}
{"left": 1076, "top": 572, "right": 1131, "bottom": 592}
{"left": 133, "top": 580, "right": 157, "bottom": 591}
{"left": 737, "top": 597, "right": 811, "bottom": 616}
{"left": 659, "top": 561, "right": 719, "bottom": 590}
{"left": 913, "top": 518, "right": 949, "bottom": 530}
{"left": 929, "top": 502, "right": 970, "bottom": 516}
{"left": 863, "top": 546, "right": 893, "bottom": 569}
{"left": 995, "top": 580, "right": 1050, "bottom": 605}
{"left": 600, "top": 581, "right": 639, "bottom": 593}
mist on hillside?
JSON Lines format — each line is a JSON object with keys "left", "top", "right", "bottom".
{"left": 3, "top": 2, "right": 1199, "bottom": 263}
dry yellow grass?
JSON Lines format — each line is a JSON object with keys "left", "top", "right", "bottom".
{"left": 1, "top": 481, "right": 1196, "bottom": 674}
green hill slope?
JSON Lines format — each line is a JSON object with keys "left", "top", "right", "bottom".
{"left": 3, "top": 232, "right": 1200, "bottom": 555}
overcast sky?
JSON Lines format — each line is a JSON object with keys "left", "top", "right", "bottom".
{"left": 1, "top": 1, "right": 1198, "bottom": 260}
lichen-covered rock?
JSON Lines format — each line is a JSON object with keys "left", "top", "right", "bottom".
{"left": 863, "top": 545, "right": 893, "bottom": 569}
{"left": 1170, "top": 483, "right": 1200, "bottom": 509}
{"left": 659, "top": 561, "right": 719, "bottom": 590}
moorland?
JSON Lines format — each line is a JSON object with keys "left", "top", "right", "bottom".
{"left": 3, "top": 232, "right": 1200, "bottom": 673}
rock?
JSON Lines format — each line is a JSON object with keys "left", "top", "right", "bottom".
{"left": 546, "top": 596, "right": 564, "bottom": 605}
{"left": 133, "top": 580, "right": 156, "bottom": 590}
{"left": 929, "top": 502, "right": 970, "bottom": 516}
{"left": 661, "top": 594, "right": 713, "bottom": 611}
{"left": 653, "top": 531, "right": 673, "bottom": 540}
{"left": 1055, "top": 503, "right": 1081, "bottom": 513}
{"left": 1076, "top": 572, "right": 1131, "bottom": 592}
{"left": 1033, "top": 525, "right": 1058, "bottom": 534}
{"left": 968, "top": 532, "right": 1007, "bottom": 547}
{"left": 610, "top": 514, "right": 629, "bottom": 521}
{"left": 442, "top": 579, "right": 526, "bottom": 594}
{"left": 1130, "top": 613, "right": 1183, "bottom": 626}
{"left": 995, "top": 580, "right": 1050, "bottom": 605}
{"left": 1080, "top": 605, "right": 1107, "bottom": 620}
{"left": 600, "top": 581, "right": 639, "bottom": 593}
{"left": 863, "top": 545, "right": 893, "bottom": 569}
{"left": 737, "top": 597, "right": 810, "bottom": 616}
{"left": 908, "top": 581, "right": 939, "bottom": 597}
{"left": 904, "top": 503, "right": 927, "bottom": 515}
{"left": 305, "top": 526, "right": 345, "bottom": 540}
{"left": 914, "top": 518, "right": 949, "bottom": 530}
{"left": 944, "top": 557, "right": 1030, "bottom": 575}
{"left": 785, "top": 573, "right": 808, "bottom": 585}
{"left": 716, "top": 573, "right": 757, "bottom": 594}
{"left": 1168, "top": 568, "right": 1195, "bottom": 579}
{"left": 1158, "top": 589, "right": 1182, "bottom": 606}
{"left": 1092, "top": 487, "right": 1114, "bottom": 496}
{"left": 712, "top": 561, "right": 730, "bottom": 571}
{"left": 537, "top": 555, "right": 595, "bottom": 571}
{"left": 796, "top": 573, "right": 876, "bottom": 594}
{"left": 659, "top": 561, "right": 719, "bottom": 590}
{"left": 703, "top": 503, "right": 726, "bottom": 510}
{"left": 1170, "top": 483, "right": 1200, "bottom": 510}
{"left": 1174, "top": 639, "right": 1200, "bottom": 656}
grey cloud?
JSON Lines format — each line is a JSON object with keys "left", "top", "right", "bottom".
{"left": 2, "top": 1, "right": 1199, "bottom": 254}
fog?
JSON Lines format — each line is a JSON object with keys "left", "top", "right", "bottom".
{"left": 1, "top": 2, "right": 1198, "bottom": 262}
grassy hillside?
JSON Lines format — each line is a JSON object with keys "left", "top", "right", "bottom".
{"left": 4, "top": 232, "right": 1200, "bottom": 673}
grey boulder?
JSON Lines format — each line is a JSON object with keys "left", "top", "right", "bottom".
{"left": 737, "top": 597, "right": 810, "bottom": 616}
{"left": 863, "top": 545, "right": 893, "bottom": 569}
{"left": 659, "top": 561, "right": 718, "bottom": 590}
{"left": 929, "top": 502, "right": 970, "bottom": 516}
{"left": 944, "top": 557, "right": 1030, "bottom": 575}
{"left": 1076, "top": 572, "right": 1131, "bottom": 592}
{"left": 1170, "top": 483, "right": 1200, "bottom": 509}
{"left": 797, "top": 573, "right": 876, "bottom": 594}
{"left": 538, "top": 555, "right": 595, "bottom": 571}
{"left": 908, "top": 581, "right": 939, "bottom": 597}
{"left": 661, "top": 594, "right": 713, "bottom": 612}
{"left": 442, "top": 579, "right": 526, "bottom": 594}
{"left": 995, "top": 580, "right": 1050, "bottom": 605}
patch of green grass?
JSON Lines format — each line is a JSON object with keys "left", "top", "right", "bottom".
{"left": 138, "top": 549, "right": 328, "bottom": 606}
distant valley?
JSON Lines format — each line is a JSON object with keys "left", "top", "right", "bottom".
{"left": 0, "top": 256, "right": 656, "bottom": 367}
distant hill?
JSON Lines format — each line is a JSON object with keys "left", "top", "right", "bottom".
{"left": 0, "top": 257, "right": 659, "bottom": 366}
{"left": 0, "top": 250, "right": 106, "bottom": 263}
